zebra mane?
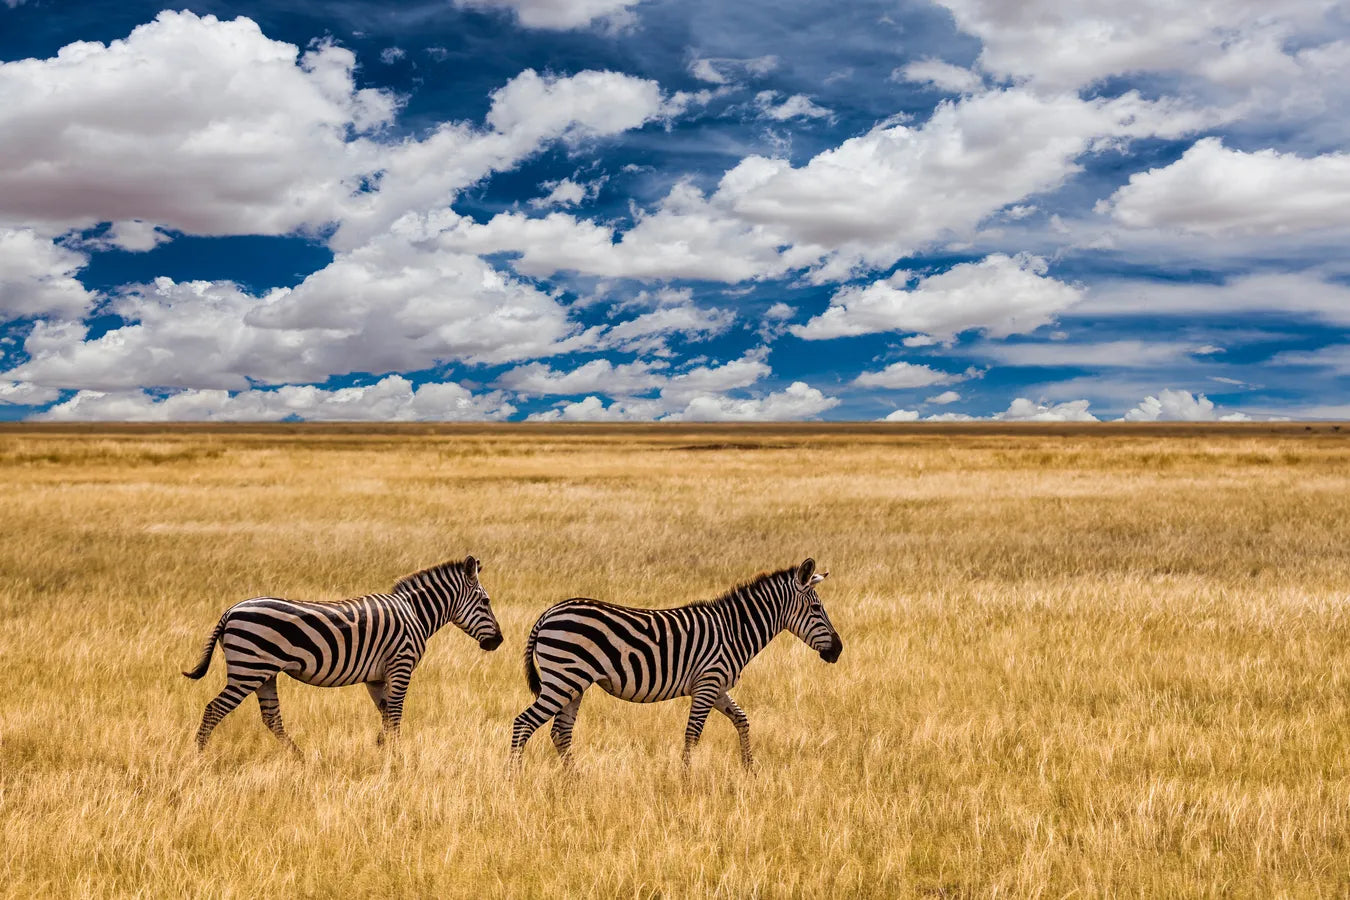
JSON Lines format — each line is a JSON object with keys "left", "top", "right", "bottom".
{"left": 391, "top": 558, "right": 471, "bottom": 596}
{"left": 696, "top": 566, "right": 798, "bottom": 608}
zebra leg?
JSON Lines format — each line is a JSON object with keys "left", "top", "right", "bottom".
{"left": 256, "top": 676, "right": 301, "bottom": 756}
{"left": 549, "top": 695, "right": 583, "bottom": 766}
{"left": 511, "top": 685, "right": 577, "bottom": 761}
{"left": 195, "top": 673, "right": 271, "bottom": 751}
{"left": 365, "top": 681, "right": 389, "bottom": 745}
{"left": 380, "top": 659, "right": 415, "bottom": 744}
{"left": 682, "top": 681, "right": 722, "bottom": 767}
{"left": 714, "top": 693, "right": 754, "bottom": 769}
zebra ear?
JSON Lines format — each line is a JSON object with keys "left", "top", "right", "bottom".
{"left": 465, "top": 556, "right": 480, "bottom": 579}
{"left": 809, "top": 571, "right": 827, "bottom": 586}
{"left": 795, "top": 558, "right": 816, "bottom": 587}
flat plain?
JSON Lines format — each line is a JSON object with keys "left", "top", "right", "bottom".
{"left": 2, "top": 422, "right": 1348, "bottom": 898}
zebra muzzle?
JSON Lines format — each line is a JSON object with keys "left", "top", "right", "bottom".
{"left": 479, "top": 633, "right": 504, "bottom": 651}
{"left": 819, "top": 637, "right": 842, "bottom": 663}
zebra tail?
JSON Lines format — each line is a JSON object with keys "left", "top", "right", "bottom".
{"left": 182, "top": 612, "right": 227, "bottom": 679}
{"left": 524, "top": 616, "right": 542, "bottom": 697}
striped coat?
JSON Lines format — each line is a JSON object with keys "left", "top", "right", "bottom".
{"left": 511, "top": 558, "right": 841, "bottom": 768}
{"left": 183, "top": 556, "right": 501, "bottom": 752}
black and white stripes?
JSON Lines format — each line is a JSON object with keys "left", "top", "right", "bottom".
{"left": 183, "top": 556, "right": 501, "bottom": 751}
{"left": 511, "top": 558, "right": 841, "bottom": 768}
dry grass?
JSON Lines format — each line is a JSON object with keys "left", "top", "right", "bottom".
{"left": 2, "top": 423, "right": 1349, "bottom": 898}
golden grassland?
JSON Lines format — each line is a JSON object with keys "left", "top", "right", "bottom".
{"left": 2, "top": 422, "right": 1349, "bottom": 898}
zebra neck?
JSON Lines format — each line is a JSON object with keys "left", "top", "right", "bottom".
{"left": 405, "top": 586, "right": 451, "bottom": 636}
{"left": 716, "top": 585, "right": 787, "bottom": 664}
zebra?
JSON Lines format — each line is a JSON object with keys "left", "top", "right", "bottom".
{"left": 510, "top": 558, "right": 841, "bottom": 769}
{"left": 182, "top": 556, "right": 502, "bottom": 752}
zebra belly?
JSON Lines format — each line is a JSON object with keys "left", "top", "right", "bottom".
{"left": 595, "top": 675, "right": 692, "bottom": 703}
{"left": 287, "top": 664, "right": 383, "bottom": 688}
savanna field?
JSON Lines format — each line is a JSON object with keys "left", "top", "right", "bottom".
{"left": 2, "top": 423, "right": 1349, "bottom": 898}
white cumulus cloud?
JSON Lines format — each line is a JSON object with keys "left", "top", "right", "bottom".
{"left": 885, "top": 397, "right": 1098, "bottom": 421}
{"left": 853, "top": 361, "right": 966, "bottom": 389}
{"left": 497, "top": 358, "right": 667, "bottom": 397}
{"left": 932, "top": 0, "right": 1333, "bottom": 90}
{"left": 995, "top": 397, "right": 1098, "bottom": 421}
{"left": 507, "top": 352, "right": 771, "bottom": 409}
{"left": 595, "top": 302, "right": 736, "bottom": 354}
{"left": 0, "top": 229, "right": 98, "bottom": 320}
{"left": 881, "top": 409, "right": 921, "bottom": 422}
{"left": 665, "top": 381, "right": 839, "bottom": 422}
{"left": 452, "top": 0, "right": 644, "bottom": 30}
{"left": 897, "top": 59, "right": 983, "bottom": 93}
{"left": 1123, "top": 389, "right": 1250, "bottom": 421}
{"left": 1102, "top": 138, "right": 1350, "bottom": 236}
{"left": 0, "top": 11, "right": 396, "bottom": 239}
{"left": 793, "top": 253, "right": 1082, "bottom": 342}
{"left": 0, "top": 381, "right": 61, "bottom": 406}
{"left": 529, "top": 176, "right": 605, "bottom": 209}
{"left": 526, "top": 395, "right": 662, "bottom": 421}
{"left": 36, "top": 376, "right": 516, "bottom": 422}
{"left": 441, "top": 190, "right": 805, "bottom": 283}
{"left": 754, "top": 91, "right": 832, "bottom": 121}
{"left": 4, "top": 238, "right": 583, "bottom": 392}
{"left": 519, "top": 353, "right": 831, "bottom": 422}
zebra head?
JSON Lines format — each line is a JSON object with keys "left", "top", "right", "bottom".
{"left": 397, "top": 557, "right": 503, "bottom": 650}
{"left": 782, "top": 558, "right": 842, "bottom": 663}
{"left": 452, "top": 556, "right": 503, "bottom": 651}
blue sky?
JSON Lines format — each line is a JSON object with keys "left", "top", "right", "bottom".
{"left": 1, "top": 0, "right": 1347, "bottom": 422}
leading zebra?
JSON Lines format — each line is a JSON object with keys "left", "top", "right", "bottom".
{"left": 511, "top": 558, "right": 842, "bottom": 768}
{"left": 183, "top": 556, "right": 501, "bottom": 752}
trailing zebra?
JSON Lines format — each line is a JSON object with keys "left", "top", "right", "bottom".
{"left": 183, "top": 556, "right": 502, "bottom": 752}
{"left": 511, "top": 558, "right": 841, "bottom": 768}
